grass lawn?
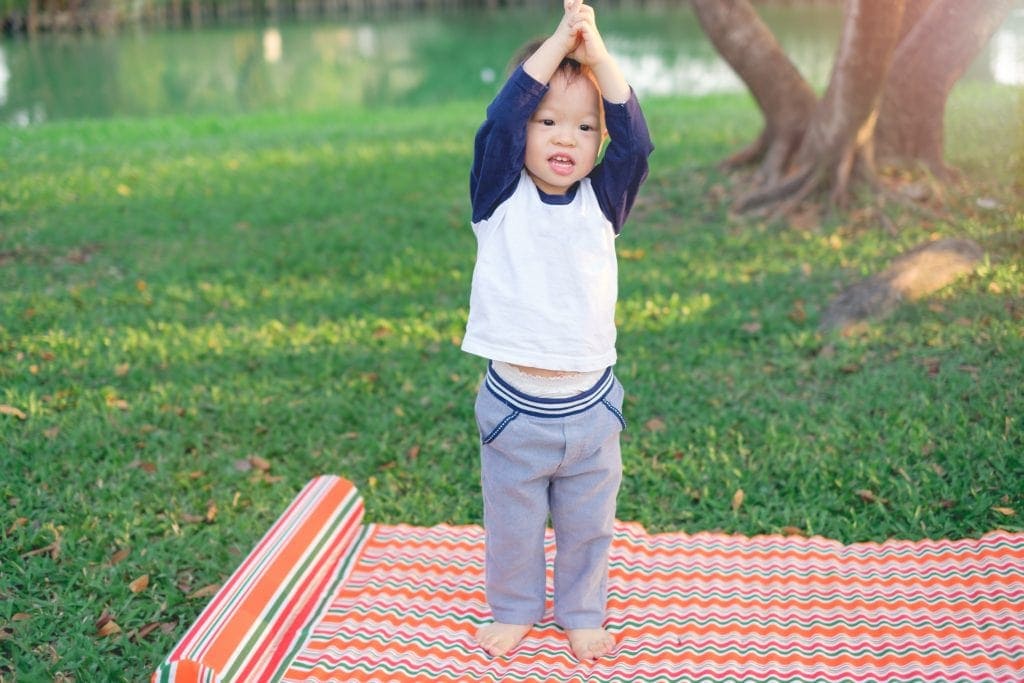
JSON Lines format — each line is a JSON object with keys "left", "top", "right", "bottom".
{"left": 2, "top": 83, "right": 1022, "bottom": 680}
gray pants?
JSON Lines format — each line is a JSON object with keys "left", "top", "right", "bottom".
{"left": 475, "top": 363, "right": 625, "bottom": 630}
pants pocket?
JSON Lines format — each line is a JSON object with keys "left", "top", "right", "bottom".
{"left": 600, "top": 380, "right": 627, "bottom": 430}
{"left": 481, "top": 409, "right": 520, "bottom": 445}
{"left": 475, "top": 386, "right": 520, "bottom": 446}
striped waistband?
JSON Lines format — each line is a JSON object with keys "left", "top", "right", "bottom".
{"left": 484, "top": 362, "right": 615, "bottom": 418}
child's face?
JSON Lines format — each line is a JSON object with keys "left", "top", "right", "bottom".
{"left": 524, "top": 71, "right": 603, "bottom": 196}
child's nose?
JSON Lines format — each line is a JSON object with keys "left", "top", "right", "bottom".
{"left": 554, "top": 127, "right": 576, "bottom": 146}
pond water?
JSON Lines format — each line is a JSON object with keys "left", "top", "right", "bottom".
{"left": 1, "top": 4, "right": 1022, "bottom": 125}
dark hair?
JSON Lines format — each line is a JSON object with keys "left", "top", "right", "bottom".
{"left": 506, "top": 37, "right": 593, "bottom": 86}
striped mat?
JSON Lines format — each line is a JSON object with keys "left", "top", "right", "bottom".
{"left": 155, "top": 475, "right": 1024, "bottom": 682}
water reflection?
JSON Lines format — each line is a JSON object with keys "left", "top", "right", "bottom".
{"left": 262, "top": 27, "right": 282, "bottom": 63}
{"left": 0, "top": 5, "right": 1021, "bottom": 125}
{"left": 993, "top": 21, "right": 1023, "bottom": 85}
{"left": 0, "top": 44, "right": 8, "bottom": 106}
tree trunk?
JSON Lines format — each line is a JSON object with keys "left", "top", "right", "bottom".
{"left": 692, "top": 0, "right": 1015, "bottom": 217}
{"left": 736, "top": 0, "right": 906, "bottom": 214}
{"left": 691, "top": 0, "right": 817, "bottom": 184}
{"left": 874, "top": 0, "right": 1017, "bottom": 178}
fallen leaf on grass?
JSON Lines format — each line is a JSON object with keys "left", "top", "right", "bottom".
{"left": 21, "top": 538, "right": 61, "bottom": 561}
{"left": 109, "top": 548, "right": 131, "bottom": 566}
{"left": 128, "top": 575, "right": 150, "bottom": 594}
{"left": 781, "top": 526, "right": 805, "bottom": 536}
{"left": 95, "top": 610, "right": 122, "bottom": 637}
{"left": 856, "top": 489, "right": 877, "bottom": 502}
{"left": 856, "top": 489, "right": 889, "bottom": 505}
{"left": 731, "top": 489, "right": 745, "bottom": 513}
{"left": 645, "top": 417, "right": 666, "bottom": 432}
{"left": 0, "top": 405, "right": 27, "bottom": 420}
{"left": 106, "top": 396, "right": 129, "bottom": 411}
{"left": 97, "top": 620, "right": 122, "bottom": 637}
{"left": 248, "top": 455, "right": 271, "bottom": 472}
{"left": 741, "top": 321, "right": 763, "bottom": 334}
{"left": 788, "top": 300, "right": 807, "bottom": 324}
{"left": 6, "top": 517, "right": 28, "bottom": 535}
{"left": 993, "top": 506, "right": 1016, "bottom": 517}
{"left": 407, "top": 445, "right": 421, "bottom": 461}
{"left": 188, "top": 584, "right": 221, "bottom": 600}
{"left": 134, "top": 621, "right": 163, "bottom": 641}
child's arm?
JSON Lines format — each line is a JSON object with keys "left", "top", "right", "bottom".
{"left": 520, "top": 0, "right": 582, "bottom": 87}
{"left": 469, "top": 0, "right": 581, "bottom": 223}
{"left": 566, "top": 1, "right": 652, "bottom": 232}
{"left": 563, "top": 0, "right": 630, "bottom": 104}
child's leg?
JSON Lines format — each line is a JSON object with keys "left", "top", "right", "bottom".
{"left": 549, "top": 383, "right": 624, "bottom": 659}
{"left": 475, "top": 386, "right": 562, "bottom": 655}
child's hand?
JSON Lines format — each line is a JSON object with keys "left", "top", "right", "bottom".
{"left": 551, "top": 0, "right": 585, "bottom": 57}
{"left": 563, "top": 0, "right": 613, "bottom": 68}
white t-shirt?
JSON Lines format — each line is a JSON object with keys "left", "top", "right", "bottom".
{"left": 462, "top": 171, "right": 618, "bottom": 372}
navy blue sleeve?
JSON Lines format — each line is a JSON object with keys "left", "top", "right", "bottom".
{"left": 590, "top": 91, "right": 655, "bottom": 234}
{"left": 470, "top": 67, "right": 548, "bottom": 223}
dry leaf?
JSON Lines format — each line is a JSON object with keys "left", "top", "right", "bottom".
{"left": 188, "top": 583, "right": 221, "bottom": 600}
{"left": 248, "top": 455, "right": 271, "bottom": 472}
{"left": 731, "top": 489, "right": 745, "bottom": 513}
{"left": 11, "top": 613, "right": 31, "bottom": 622}
{"left": 407, "top": 445, "right": 421, "bottom": 461}
{"left": 741, "top": 321, "right": 763, "bottom": 334}
{"left": 645, "top": 417, "right": 666, "bottom": 432}
{"left": 788, "top": 300, "right": 807, "bottom": 324}
{"left": 993, "top": 506, "right": 1016, "bottom": 517}
{"left": 205, "top": 503, "right": 218, "bottom": 523}
{"left": 1, "top": 405, "right": 27, "bottom": 420}
{"left": 7, "top": 517, "right": 28, "bottom": 535}
{"left": 129, "top": 460, "right": 156, "bottom": 474}
{"left": 233, "top": 458, "right": 253, "bottom": 472}
{"left": 115, "top": 363, "right": 131, "bottom": 377}
{"left": 856, "top": 489, "right": 878, "bottom": 503}
{"left": 128, "top": 575, "right": 149, "bottom": 594}
{"left": 97, "top": 620, "right": 122, "bottom": 637}
{"left": 135, "top": 621, "right": 162, "bottom": 641}
{"left": 781, "top": 526, "right": 804, "bottom": 536}
{"left": 106, "top": 396, "right": 129, "bottom": 411}
{"left": 109, "top": 548, "right": 131, "bottom": 566}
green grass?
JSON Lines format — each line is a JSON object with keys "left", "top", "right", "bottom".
{"left": 2, "top": 84, "right": 1023, "bottom": 680}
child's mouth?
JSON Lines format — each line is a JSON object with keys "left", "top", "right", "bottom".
{"left": 548, "top": 154, "right": 575, "bottom": 175}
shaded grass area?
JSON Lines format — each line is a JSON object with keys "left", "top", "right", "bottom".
{"left": 2, "top": 85, "right": 1023, "bottom": 680}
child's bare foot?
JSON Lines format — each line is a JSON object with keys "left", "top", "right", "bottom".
{"left": 567, "top": 627, "right": 615, "bottom": 661}
{"left": 475, "top": 622, "right": 532, "bottom": 657}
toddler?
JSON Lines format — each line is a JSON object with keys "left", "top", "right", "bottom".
{"left": 462, "top": 0, "right": 653, "bottom": 661}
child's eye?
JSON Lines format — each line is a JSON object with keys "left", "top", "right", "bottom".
{"left": 541, "top": 119, "right": 555, "bottom": 126}
{"left": 580, "top": 124, "right": 594, "bottom": 132}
